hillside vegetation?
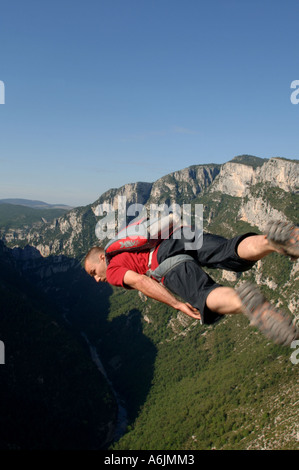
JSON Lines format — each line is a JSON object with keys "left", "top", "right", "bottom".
{"left": 0, "top": 203, "right": 68, "bottom": 229}
{"left": 0, "top": 155, "right": 298, "bottom": 450}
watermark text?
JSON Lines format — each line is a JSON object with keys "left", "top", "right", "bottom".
{"left": 0, "top": 340, "right": 5, "bottom": 364}
{"left": 290, "top": 340, "right": 299, "bottom": 365}
{"left": 94, "top": 196, "right": 203, "bottom": 250}
{"left": 290, "top": 80, "right": 299, "bottom": 105}
{"left": 0, "top": 80, "right": 5, "bottom": 104}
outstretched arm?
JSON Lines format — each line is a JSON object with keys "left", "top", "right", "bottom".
{"left": 123, "top": 270, "right": 201, "bottom": 320}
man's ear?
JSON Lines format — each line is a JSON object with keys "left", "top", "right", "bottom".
{"left": 99, "top": 253, "right": 106, "bottom": 263}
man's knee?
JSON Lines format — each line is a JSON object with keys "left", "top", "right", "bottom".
{"left": 206, "top": 286, "right": 243, "bottom": 315}
{"left": 230, "top": 290, "right": 243, "bottom": 314}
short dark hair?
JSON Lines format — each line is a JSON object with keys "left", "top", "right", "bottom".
{"left": 84, "top": 246, "right": 105, "bottom": 268}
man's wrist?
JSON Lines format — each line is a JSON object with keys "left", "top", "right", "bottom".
{"left": 173, "top": 300, "right": 183, "bottom": 310}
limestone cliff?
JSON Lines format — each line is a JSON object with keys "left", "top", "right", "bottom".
{"left": 211, "top": 157, "right": 298, "bottom": 197}
{"left": 211, "top": 161, "right": 256, "bottom": 197}
{"left": 147, "top": 164, "right": 220, "bottom": 204}
{"left": 210, "top": 157, "right": 298, "bottom": 232}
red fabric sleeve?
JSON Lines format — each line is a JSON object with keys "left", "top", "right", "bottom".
{"left": 106, "top": 262, "right": 130, "bottom": 288}
{"left": 106, "top": 249, "right": 159, "bottom": 287}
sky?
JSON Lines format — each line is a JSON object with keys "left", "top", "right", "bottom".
{"left": 0, "top": 0, "right": 298, "bottom": 207}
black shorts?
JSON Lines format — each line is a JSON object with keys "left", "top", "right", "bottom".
{"left": 157, "top": 230, "right": 257, "bottom": 324}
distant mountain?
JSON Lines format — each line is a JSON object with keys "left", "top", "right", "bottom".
{"left": 0, "top": 203, "right": 71, "bottom": 230}
{"left": 0, "top": 198, "right": 73, "bottom": 210}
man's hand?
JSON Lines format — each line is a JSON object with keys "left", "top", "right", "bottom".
{"left": 177, "top": 302, "right": 201, "bottom": 320}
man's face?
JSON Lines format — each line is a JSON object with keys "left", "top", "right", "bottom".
{"left": 85, "top": 253, "right": 107, "bottom": 283}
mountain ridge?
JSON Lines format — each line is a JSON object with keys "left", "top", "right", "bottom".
{"left": 1, "top": 155, "right": 297, "bottom": 258}
{"left": 0, "top": 198, "right": 73, "bottom": 210}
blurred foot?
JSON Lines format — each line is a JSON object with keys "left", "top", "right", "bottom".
{"left": 265, "top": 220, "right": 299, "bottom": 260}
{"left": 236, "top": 281, "right": 298, "bottom": 347}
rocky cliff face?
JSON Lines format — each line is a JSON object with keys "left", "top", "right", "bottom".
{"left": 211, "top": 158, "right": 298, "bottom": 197}
{"left": 95, "top": 182, "right": 153, "bottom": 210}
{"left": 211, "top": 161, "right": 256, "bottom": 197}
{"left": 238, "top": 197, "right": 289, "bottom": 231}
{"left": 1, "top": 163, "right": 222, "bottom": 256}
{"left": 258, "top": 158, "right": 298, "bottom": 192}
{"left": 1, "top": 156, "right": 298, "bottom": 259}
{"left": 147, "top": 164, "right": 220, "bottom": 204}
{"left": 91, "top": 164, "right": 220, "bottom": 209}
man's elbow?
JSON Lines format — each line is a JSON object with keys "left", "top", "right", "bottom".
{"left": 130, "top": 274, "right": 149, "bottom": 291}
{"left": 123, "top": 271, "right": 149, "bottom": 290}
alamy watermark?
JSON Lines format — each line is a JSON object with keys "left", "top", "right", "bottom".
{"left": 0, "top": 80, "right": 5, "bottom": 104}
{"left": 290, "top": 80, "right": 299, "bottom": 105}
{"left": 94, "top": 196, "right": 203, "bottom": 250}
{"left": 290, "top": 340, "right": 299, "bottom": 365}
{"left": 0, "top": 340, "right": 4, "bottom": 364}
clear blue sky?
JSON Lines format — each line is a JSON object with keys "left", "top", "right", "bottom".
{"left": 0, "top": 0, "right": 298, "bottom": 207}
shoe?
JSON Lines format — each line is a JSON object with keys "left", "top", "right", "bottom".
{"left": 236, "top": 282, "right": 298, "bottom": 347}
{"left": 265, "top": 220, "right": 299, "bottom": 260}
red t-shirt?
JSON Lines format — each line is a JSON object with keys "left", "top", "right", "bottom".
{"left": 106, "top": 246, "right": 160, "bottom": 288}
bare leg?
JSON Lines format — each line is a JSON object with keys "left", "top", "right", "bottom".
{"left": 237, "top": 235, "right": 277, "bottom": 261}
{"left": 206, "top": 286, "right": 243, "bottom": 315}
{"left": 206, "top": 234, "right": 286, "bottom": 316}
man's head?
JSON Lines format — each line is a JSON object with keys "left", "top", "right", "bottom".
{"left": 84, "top": 246, "right": 108, "bottom": 283}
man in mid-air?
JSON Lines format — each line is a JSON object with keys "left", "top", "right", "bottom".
{"left": 84, "top": 220, "right": 299, "bottom": 347}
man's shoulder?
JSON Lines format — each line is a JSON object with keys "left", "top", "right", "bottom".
{"left": 107, "top": 250, "right": 143, "bottom": 269}
{"left": 108, "top": 250, "right": 139, "bottom": 262}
